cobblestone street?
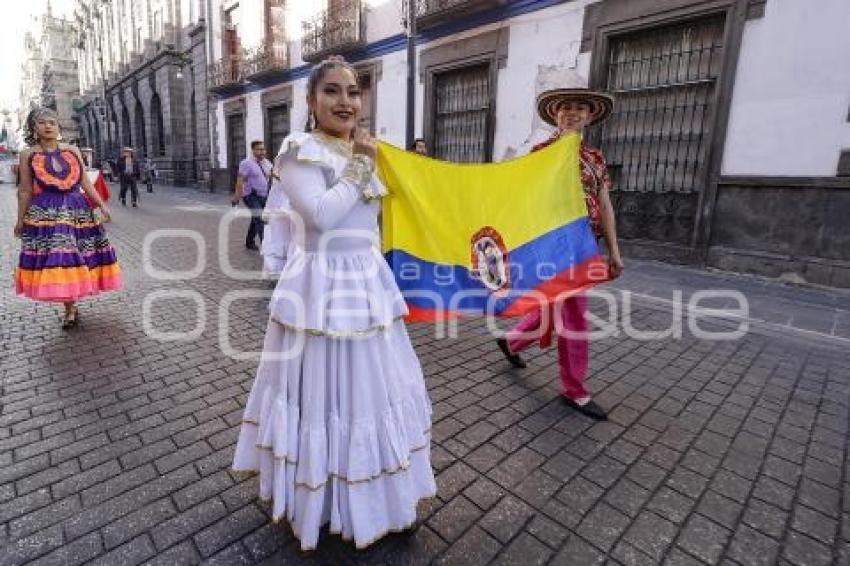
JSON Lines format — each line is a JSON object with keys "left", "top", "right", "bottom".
{"left": 1, "top": 184, "right": 849, "bottom": 565}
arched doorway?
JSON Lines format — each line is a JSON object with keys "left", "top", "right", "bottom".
{"left": 151, "top": 94, "right": 165, "bottom": 157}
{"left": 190, "top": 91, "right": 197, "bottom": 181}
{"left": 92, "top": 113, "right": 101, "bottom": 161}
{"left": 107, "top": 108, "right": 118, "bottom": 159}
{"left": 135, "top": 101, "right": 147, "bottom": 156}
{"left": 121, "top": 104, "right": 131, "bottom": 148}
{"left": 79, "top": 116, "right": 89, "bottom": 148}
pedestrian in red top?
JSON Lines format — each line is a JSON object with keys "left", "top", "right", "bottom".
{"left": 497, "top": 70, "right": 624, "bottom": 421}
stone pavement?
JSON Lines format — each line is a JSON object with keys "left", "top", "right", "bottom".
{"left": 1, "top": 184, "right": 849, "bottom": 565}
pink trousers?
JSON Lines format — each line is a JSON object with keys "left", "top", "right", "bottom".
{"left": 505, "top": 295, "right": 589, "bottom": 400}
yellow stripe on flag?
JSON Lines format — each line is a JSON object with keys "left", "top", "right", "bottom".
{"left": 377, "top": 133, "right": 585, "bottom": 266}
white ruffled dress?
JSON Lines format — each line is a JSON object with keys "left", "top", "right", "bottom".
{"left": 261, "top": 159, "right": 292, "bottom": 277}
{"left": 232, "top": 132, "right": 436, "bottom": 550}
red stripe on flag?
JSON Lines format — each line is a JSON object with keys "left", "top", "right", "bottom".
{"left": 498, "top": 255, "right": 610, "bottom": 317}
{"left": 402, "top": 255, "right": 609, "bottom": 323}
{"left": 404, "top": 305, "right": 464, "bottom": 323}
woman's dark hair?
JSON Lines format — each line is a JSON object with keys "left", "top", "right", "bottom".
{"left": 304, "top": 55, "right": 358, "bottom": 132}
{"left": 23, "top": 107, "right": 60, "bottom": 147}
{"left": 250, "top": 140, "right": 264, "bottom": 150}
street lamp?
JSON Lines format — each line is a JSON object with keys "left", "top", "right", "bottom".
{"left": 174, "top": 52, "right": 192, "bottom": 80}
{"left": 404, "top": 0, "right": 417, "bottom": 150}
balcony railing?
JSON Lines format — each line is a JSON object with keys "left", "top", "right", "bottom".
{"left": 301, "top": 0, "right": 366, "bottom": 63}
{"left": 208, "top": 56, "right": 244, "bottom": 91}
{"left": 413, "top": 0, "right": 506, "bottom": 29}
{"left": 243, "top": 40, "right": 289, "bottom": 80}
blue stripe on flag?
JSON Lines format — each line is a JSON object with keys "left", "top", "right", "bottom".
{"left": 385, "top": 216, "right": 599, "bottom": 315}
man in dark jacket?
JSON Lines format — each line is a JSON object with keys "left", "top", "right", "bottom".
{"left": 117, "top": 147, "right": 141, "bottom": 207}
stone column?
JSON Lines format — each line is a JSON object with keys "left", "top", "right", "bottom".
{"left": 155, "top": 60, "right": 188, "bottom": 185}
{"left": 189, "top": 22, "right": 211, "bottom": 190}
{"left": 122, "top": 87, "right": 139, "bottom": 152}
{"left": 137, "top": 72, "right": 155, "bottom": 160}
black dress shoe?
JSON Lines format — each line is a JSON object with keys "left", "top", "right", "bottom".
{"left": 246, "top": 242, "right": 259, "bottom": 251}
{"left": 563, "top": 397, "right": 608, "bottom": 421}
{"left": 496, "top": 338, "right": 527, "bottom": 369}
{"left": 132, "top": 202, "right": 138, "bottom": 207}
{"left": 120, "top": 200, "right": 126, "bottom": 206}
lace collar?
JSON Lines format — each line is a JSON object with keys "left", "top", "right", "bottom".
{"left": 311, "top": 131, "right": 354, "bottom": 158}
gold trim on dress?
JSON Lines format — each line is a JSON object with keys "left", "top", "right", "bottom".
{"left": 329, "top": 507, "right": 436, "bottom": 550}
{"left": 233, "top": 438, "right": 431, "bottom": 490}
{"left": 268, "top": 491, "right": 438, "bottom": 551}
{"left": 269, "top": 314, "right": 405, "bottom": 338}
{"left": 343, "top": 152, "right": 374, "bottom": 180}
{"left": 229, "top": 468, "right": 258, "bottom": 478}
{"left": 310, "top": 131, "right": 354, "bottom": 158}
{"left": 252, "top": 445, "right": 298, "bottom": 464}
{"left": 280, "top": 131, "right": 385, "bottom": 202}
{"left": 232, "top": 433, "right": 437, "bottom": 551}
{"left": 281, "top": 132, "right": 351, "bottom": 172}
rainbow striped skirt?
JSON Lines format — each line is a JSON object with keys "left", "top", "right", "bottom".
{"left": 16, "top": 188, "right": 122, "bottom": 302}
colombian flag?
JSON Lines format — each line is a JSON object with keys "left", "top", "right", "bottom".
{"left": 378, "top": 133, "right": 609, "bottom": 322}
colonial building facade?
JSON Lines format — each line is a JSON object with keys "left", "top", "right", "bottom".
{"left": 72, "top": 0, "right": 212, "bottom": 187}
{"left": 19, "top": 6, "right": 81, "bottom": 144}
{"left": 207, "top": 0, "right": 849, "bottom": 287}
{"left": 18, "top": 30, "right": 44, "bottom": 132}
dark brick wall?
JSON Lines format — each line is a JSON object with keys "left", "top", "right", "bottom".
{"left": 707, "top": 179, "right": 850, "bottom": 288}
{"left": 211, "top": 169, "right": 232, "bottom": 194}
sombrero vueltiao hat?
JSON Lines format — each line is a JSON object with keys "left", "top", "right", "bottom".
{"left": 536, "top": 68, "right": 614, "bottom": 127}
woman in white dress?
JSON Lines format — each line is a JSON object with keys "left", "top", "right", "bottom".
{"left": 232, "top": 57, "right": 436, "bottom": 550}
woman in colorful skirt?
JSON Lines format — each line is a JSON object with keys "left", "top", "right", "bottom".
{"left": 231, "top": 57, "right": 436, "bottom": 550}
{"left": 496, "top": 70, "right": 624, "bottom": 421}
{"left": 13, "top": 108, "right": 122, "bottom": 328}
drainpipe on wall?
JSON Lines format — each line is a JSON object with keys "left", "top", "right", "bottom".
{"left": 206, "top": 0, "right": 219, "bottom": 189}
{"left": 405, "top": 0, "right": 416, "bottom": 149}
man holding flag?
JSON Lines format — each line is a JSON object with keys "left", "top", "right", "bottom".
{"left": 378, "top": 69, "right": 622, "bottom": 422}
{"left": 496, "top": 71, "right": 623, "bottom": 421}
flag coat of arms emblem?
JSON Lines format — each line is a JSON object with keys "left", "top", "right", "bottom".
{"left": 378, "top": 133, "right": 609, "bottom": 321}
